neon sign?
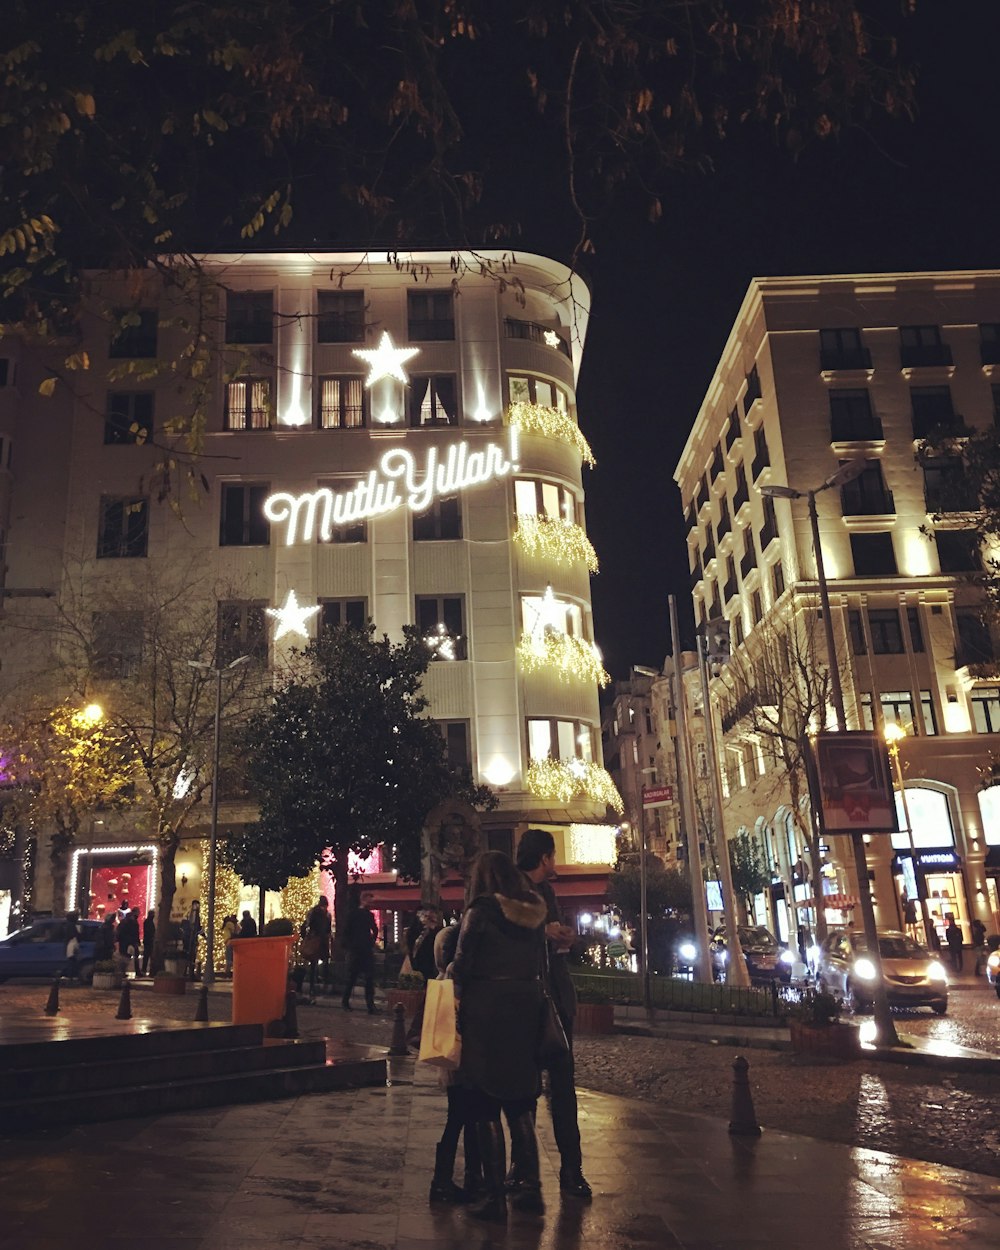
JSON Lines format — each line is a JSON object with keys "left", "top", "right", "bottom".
{"left": 264, "top": 429, "right": 520, "bottom": 545}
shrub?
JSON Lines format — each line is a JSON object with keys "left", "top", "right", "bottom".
{"left": 796, "top": 989, "right": 840, "bottom": 1026}
{"left": 263, "top": 917, "right": 295, "bottom": 936}
{"left": 396, "top": 971, "right": 426, "bottom": 990}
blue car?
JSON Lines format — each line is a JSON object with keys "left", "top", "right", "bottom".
{"left": 0, "top": 918, "right": 102, "bottom": 983}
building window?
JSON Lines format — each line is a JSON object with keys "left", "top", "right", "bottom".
{"left": 527, "top": 718, "right": 594, "bottom": 764}
{"left": 725, "top": 407, "right": 741, "bottom": 449}
{"left": 514, "top": 478, "right": 576, "bottom": 525}
{"left": 972, "top": 688, "right": 1000, "bottom": 733}
{"left": 317, "top": 290, "right": 364, "bottom": 343}
{"left": 956, "top": 610, "right": 994, "bottom": 666}
{"left": 751, "top": 427, "right": 770, "bottom": 479}
{"left": 409, "top": 375, "right": 458, "bottom": 426}
{"left": 109, "top": 309, "right": 158, "bottom": 359}
{"left": 868, "top": 608, "right": 904, "bottom": 654}
{"left": 936, "top": 529, "right": 981, "bottom": 573}
{"left": 416, "top": 595, "right": 467, "bottom": 660}
{"left": 911, "top": 386, "right": 957, "bottom": 439}
{"left": 840, "top": 459, "right": 893, "bottom": 515}
{"left": 317, "top": 376, "right": 366, "bottom": 428}
{"left": 226, "top": 291, "right": 273, "bottom": 344}
{"left": 992, "top": 384, "right": 1000, "bottom": 427}
{"left": 504, "top": 318, "right": 570, "bottom": 356}
{"left": 105, "top": 392, "right": 154, "bottom": 445}
{"left": 711, "top": 444, "right": 725, "bottom": 480}
{"left": 848, "top": 610, "right": 867, "bottom": 655}
{"left": 219, "top": 483, "right": 270, "bottom": 546}
{"left": 819, "top": 327, "right": 870, "bottom": 371}
{"left": 97, "top": 496, "right": 148, "bottom": 559}
{"left": 850, "top": 532, "right": 897, "bottom": 576}
{"left": 907, "top": 607, "right": 925, "bottom": 653}
{"left": 320, "top": 599, "right": 366, "bottom": 632}
{"left": 717, "top": 498, "right": 732, "bottom": 543}
{"left": 434, "top": 720, "right": 471, "bottom": 771}
{"left": 859, "top": 690, "right": 936, "bottom": 736}
{"left": 413, "top": 496, "right": 462, "bottom": 541}
{"left": 521, "top": 593, "right": 585, "bottom": 639}
{"left": 922, "top": 456, "right": 966, "bottom": 512}
{"left": 743, "top": 364, "right": 761, "bottom": 413}
{"left": 759, "top": 495, "right": 778, "bottom": 549}
{"left": 771, "top": 560, "right": 784, "bottom": 599}
{"left": 733, "top": 615, "right": 745, "bottom": 647}
{"left": 508, "top": 374, "right": 569, "bottom": 412}
{"left": 407, "top": 290, "right": 454, "bottom": 340}
{"left": 829, "top": 389, "right": 881, "bottom": 441}
{"left": 733, "top": 461, "right": 749, "bottom": 510}
{"left": 900, "top": 324, "right": 952, "bottom": 369}
{"left": 217, "top": 601, "right": 268, "bottom": 666}
{"left": 92, "top": 611, "right": 143, "bottom": 678}
{"left": 319, "top": 516, "right": 366, "bottom": 544}
{"left": 225, "top": 377, "right": 272, "bottom": 430}
{"left": 0, "top": 359, "right": 12, "bottom": 387}
{"left": 751, "top": 590, "right": 763, "bottom": 625}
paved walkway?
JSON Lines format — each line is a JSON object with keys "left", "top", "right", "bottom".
{"left": 2, "top": 984, "right": 999, "bottom": 1248}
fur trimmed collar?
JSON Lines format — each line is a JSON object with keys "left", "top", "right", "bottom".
{"left": 494, "top": 891, "right": 548, "bottom": 930}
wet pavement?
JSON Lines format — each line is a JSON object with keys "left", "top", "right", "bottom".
{"left": 2, "top": 981, "right": 1000, "bottom": 1247}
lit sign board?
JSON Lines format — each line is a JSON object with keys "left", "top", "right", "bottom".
{"left": 264, "top": 429, "right": 520, "bottom": 545}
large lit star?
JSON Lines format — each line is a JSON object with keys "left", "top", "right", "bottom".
{"left": 266, "top": 589, "right": 321, "bottom": 641}
{"left": 352, "top": 331, "right": 420, "bottom": 387}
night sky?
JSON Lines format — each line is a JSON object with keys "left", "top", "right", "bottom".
{"left": 575, "top": 5, "right": 1000, "bottom": 679}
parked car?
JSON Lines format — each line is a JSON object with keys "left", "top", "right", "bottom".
{"left": 984, "top": 936, "right": 1000, "bottom": 998}
{"left": 816, "top": 928, "right": 948, "bottom": 1015}
{"left": 0, "top": 918, "right": 102, "bottom": 984}
{"left": 710, "top": 925, "right": 794, "bottom": 983}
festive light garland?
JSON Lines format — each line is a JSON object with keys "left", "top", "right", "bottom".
{"left": 507, "top": 402, "right": 596, "bottom": 467}
{"left": 526, "top": 758, "right": 624, "bottom": 813}
{"left": 517, "top": 630, "right": 610, "bottom": 687}
{"left": 513, "top": 513, "right": 599, "bottom": 572}
{"left": 281, "top": 869, "right": 320, "bottom": 948}
{"left": 198, "top": 843, "right": 242, "bottom": 973}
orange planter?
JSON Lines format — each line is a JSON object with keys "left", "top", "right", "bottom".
{"left": 231, "top": 936, "right": 295, "bottom": 1026}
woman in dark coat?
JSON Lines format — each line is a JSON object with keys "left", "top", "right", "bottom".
{"left": 452, "top": 850, "right": 548, "bottom": 1222}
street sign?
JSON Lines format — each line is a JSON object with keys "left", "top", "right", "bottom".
{"left": 642, "top": 785, "right": 673, "bottom": 808}
{"left": 606, "top": 941, "right": 628, "bottom": 958}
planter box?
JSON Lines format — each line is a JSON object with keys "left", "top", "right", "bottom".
{"left": 386, "top": 988, "right": 425, "bottom": 1022}
{"left": 790, "top": 1018, "right": 860, "bottom": 1060}
{"left": 574, "top": 1002, "right": 615, "bottom": 1035}
{"left": 164, "top": 957, "right": 187, "bottom": 977}
{"left": 91, "top": 973, "right": 123, "bottom": 990}
{"left": 153, "top": 975, "right": 187, "bottom": 996}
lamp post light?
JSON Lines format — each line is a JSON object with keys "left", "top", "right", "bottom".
{"left": 883, "top": 723, "right": 934, "bottom": 948}
{"left": 187, "top": 654, "right": 250, "bottom": 984}
{"left": 761, "top": 461, "right": 900, "bottom": 1047}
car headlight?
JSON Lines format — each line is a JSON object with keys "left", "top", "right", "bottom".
{"left": 779, "top": 950, "right": 795, "bottom": 966}
{"left": 719, "top": 949, "right": 729, "bottom": 963}
{"left": 927, "top": 961, "right": 949, "bottom": 984}
{"left": 852, "top": 957, "right": 878, "bottom": 981}
{"left": 678, "top": 942, "right": 696, "bottom": 962}
{"left": 988, "top": 952, "right": 1000, "bottom": 973}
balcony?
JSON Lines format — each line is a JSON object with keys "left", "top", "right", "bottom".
{"left": 723, "top": 575, "right": 738, "bottom": 602}
{"left": 911, "top": 412, "right": 969, "bottom": 441}
{"left": 751, "top": 447, "right": 770, "bottom": 480}
{"left": 821, "top": 347, "right": 873, "bottom": 371}
{"left": 504, "top": 318, "right": 571, "bottom": 357}
{"left": 980, "top": 340, "right": 1000, "bottom": 367}
{"left": 711, "top": 447, "right": 725, "bottom": 480}
{"left": 841, "top": 487, "right": 895, "bottom": 517}
{"left": 716, "top": 512, "right": 732, "bottom": 542}
{"left": 703, "top": 537, "right": 716, "bottom": 564}
{"left": 830, "top": 417, "right": 884, "bottom": 443}
{"left": 733, "top": 479, "right": 750, "bottom": 511}
{"left": 725, "top": 412, "right": 741, "bottom": 450}
{"left": 697, "top": 479, "right": 710, "bottom": 510}
{"left": 740, "top": 549, "right": 757, "bottom": 578}
{"left": 901, "top": 344, "right": 953, "bottom": 369}
{"left": 758, "top": 518, "right": 779, "bottom": 551}
{"left": 690, "top": 563, "right": 703, "bottom": 591}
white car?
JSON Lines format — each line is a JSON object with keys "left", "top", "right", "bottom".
{"left": 816, "top": 928, "right": 948, "bottom": 1015}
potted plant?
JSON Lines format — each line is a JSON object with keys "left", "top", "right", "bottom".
{"left": 789, "top": 989, "right": 860, "bottom": 1059}
{"left": 386, "top": 970, "right": 426, "bottom": 1024}
{"left": 153, "top": 970, "right": 188, "bottom": 996}
{"left": 91, "top": 959, "right": 123, "bottom": 990}
{"left": 574, "top": 985, "right": 615, "bottom": 1035}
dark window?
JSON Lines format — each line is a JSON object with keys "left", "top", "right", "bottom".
{"left": 907, "top": 607, "right": 925, "bottom": 653}
{"left": 771, "top": 560, "right": 784, "bottom": 599}
{"left": 105, "top": 392, "right": 154, "bottom": 445}
{"left": 993, "top": 385, "right": 1000, "bottom": 427}
{"left": 226, "top": 291, "right": 273, "bottom": 344}
{"left": 911, "top": 386, "right": 957, "bottom": 439}
{"left": 829, "top": 389, "right": 882, "bottom": 441}
{"left": 434, "top": 721, "right": 471, "bottom": 771}
{"left": 840, "top": 460, "right": 893, "bottom": 515}
{"left": 971, "top": 688, "right": 1000, "bottom": 732}
{"left": 409, "top": 375, "right": 458, "bottom": 426}
{"left": 936, "top": 529, "right": 981, "bottom": 573}
{"left": 109, "top": 309, "right": 157, "bottom": 359}
{"left": 413, "top": 496, "right": 462, "bottom": 541}
{"left": 220, "top": 483, "right": 270, "bottom": 546}
{"left": 751, "top": 427, "right": 770, "bottom": 479}
{"left": 819, "top": 327, "right": 871, "bottom": 371}
{"left": 711, "top": 444, "right": 725, "bottom": 479}
{"left": 751, "top": 591, "right": 763, "bottom": 625}
{"left": 743, "top": 364, "right": 761, "bottom": 412}
{"left": 217, "top": 601, "right": 268, "bottom": 666}
{"left": 868, "top": 609, "right": 904, "bottom": 654}
{"left": 97, "top": 496, "right": 148, "bottom": 559}
{"left": 850, "top": 532, "right": 897, "bottom": 576}
{"left": 716, "top": 499, "right": 731, "bottom": 542}
{"left": 416, "top": 595, "right": 467, "bottom": 660}
{"left": 740, "top": 527, "right": 757, "bottom": 578}
{"left": 956, "top": 611, "right": 994, "bottom": 666}
{"left": 723, "top": 555, "right": 737, "bottom": 602}
{"left": 922, "top": 456, "right": 966, "bottom": 512}
{"left": 93, "top": 611, "right": 143, "bottom": 678}
{"left": 848, "top": 610, "right": 867, "bottom": 655}
{"left": 317, "top": 376, "right": 366, "bottom": 428}
{"left": 225, "top": 377, "right": 272, "bottom": 430}
{"left": 725, "top": 407, "right": 741, "bottom": 449}
{"left": 733, "top": 462, "right": 749, "bottom": 510}
{"left": 697, "top": 474, "right": 710, "bottom": 509}
{"left": 733, "top": 615, "right": 744, "bottom": 647}
{"left": 0, "top": 359, "right": 10, "bottom": 387}
{"left": 319, "top": 514, "right": 366, "bottom": 544}
{"left": 316, "top": 291, "right": 364, "bottom": 343}
{"left": 759, "top": 495, "right": 778, "bottom": 549}
{"left": 879, "top": 690, "right": 918, "bottom": 735}
{"left": 407, "top": 290, "right": 454, "bottom": 340}
{"left": 320, "top": 599, "right": 367, "bottom": 632}
{"left": 503, "top": 319, "right": 570, "bottom": 356}
{"left": 981, "top": 324, "right": 1000, "bottom": 367}
{"left": 900, "top": 325, "right": 952, "bottom": 369}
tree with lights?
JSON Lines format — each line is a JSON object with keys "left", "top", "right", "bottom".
{"left": 231, "top": 623, "right": 494, "bottom": 931}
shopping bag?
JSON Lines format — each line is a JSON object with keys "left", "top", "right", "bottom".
{"left": 418, "top": 977, "right": 461, "bottom": 1069}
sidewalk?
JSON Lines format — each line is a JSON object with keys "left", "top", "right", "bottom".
{"left": 2, "top": 985, "right": 999, "bottom": 1248}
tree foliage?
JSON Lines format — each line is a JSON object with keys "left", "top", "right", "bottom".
{"left": 606, "top": 851, "right": 692, "bottom": 925}
{"left": 729, "top": 828, "right": 772, "bottom": 913}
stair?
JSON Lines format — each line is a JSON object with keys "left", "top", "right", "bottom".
{"left": 0, "top": 1023, "right": 386, "bottom": 1130}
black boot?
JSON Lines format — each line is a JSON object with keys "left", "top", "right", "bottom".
{"left": 506, "top": 1110, "right": 544, "bottom": 1214}
{"left": 462, "top": 1119, "right": 483, "bottom": 1201}
{"left": 467, "top": 1120, "right": 507, "bottom": 1223}
{"left": 429, "top": 1142, "right": 465, "bottom": 1204}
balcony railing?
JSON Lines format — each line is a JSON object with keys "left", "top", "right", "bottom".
{"left": 830, "top": 417, "right": 884, "bottom": 442}
{"left": 703, "top": 537, "right": 716, "bottom": 564}
{"left": 717, "top": 513, "right": 732, "bottom": 542}
{"left": 697, "top": 480, "right": 710, "bottom": 509}
{"left": 980, "top": 341, "right": 1000, "bottom": 366}
{"left": 740, "top": 549, "right": 757, "bottom": 578}
{"left": 912, "top": 412, "right": 969, "bottom": 441}
{"left": 751, "top": 448, "right": 770, "bottom": 480}
{"left": 901, "top": 344, "right": 953, "bottom": 369}
{"left": 723, "top": 576, "right": 738, "bottom": 602}
{"left": 820, "top": 347, "right": 873, "bottom": 371}
{"left": 758, "top": 519, "right": 779, "bottom": 550}
{"left": 841, "top": 487, "right": 895, "bottom": 516}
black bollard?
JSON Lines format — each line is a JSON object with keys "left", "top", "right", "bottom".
{"left": 115, "top": 980, "right": 133, "bottom": 1021}
{"left": 283, "top": 989, "right": 299, "bottom": 1039}
{"left": 389, "top": 1002, "right": 409, "bottom": 1055}
{"left": 728, "top": 1054, "right": 761, "bottom": 1136}
{"left": 44, "top": 978, "right": 60, "bottom": 1016}
{"left": 194, "top": 984, "right": 209, "bottom": 1022}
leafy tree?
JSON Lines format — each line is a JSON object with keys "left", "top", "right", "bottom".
{"left": 606, "top": 851, "right": 692, "bottom": 928}
{"left": 230, "top": 624, "right": 494, "bottom": 929}
{"left": 729, "top": 829, "right": 772, "bottom": 924}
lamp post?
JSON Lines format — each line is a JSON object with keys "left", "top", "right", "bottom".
{"left": 188, "top": 654, "right": 250, "bottom": 984}
{"left": 883, "top": 723, "right": 934, "bottom": 948}
{"left": 761, "top": 461, "right": 900, "bottom": 1046}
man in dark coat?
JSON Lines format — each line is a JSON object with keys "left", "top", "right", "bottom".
{"left": 341, "top": 892, "right": 380, "bottom": 1012}
{"left": 945, "top": 914, "right": 964, "bottom": 973}
{"left": 118, "top": 907, "right": 141, "bottom": 976}
{"left": 301, "top": 895, "right": 333, "bottom": 1002}
{"left": 515, "top": 828, "right": 592, "bottom": 1200}
{"left": 141, "top": 910, "right": 156, "bottom": 976}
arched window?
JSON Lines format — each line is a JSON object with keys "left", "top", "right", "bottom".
{"left": 890, "top": 786, "right": 955, "bottom": 850}
{"left": 976, "top": 787, "right": 1000, "bottom": 846}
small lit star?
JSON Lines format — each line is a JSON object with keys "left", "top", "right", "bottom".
{"left": 425, "top": 622, "right": 457, "bottom": 661}
{"left": 544, "top": 330, "right": 561, "bottom": 348}
{"left": 525, "top": 585, "right": 564, "bottom": 642}
{"left": 266, "top": 589, "right": 321, "bottom": 640}
{"left": 352, "top": 331, "right": 420, "bottom": 387}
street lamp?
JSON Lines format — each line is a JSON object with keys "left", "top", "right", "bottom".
{"left": 883, "top": 724, "right": 934, "bottom": 948}
{"left": 188, "top": 654, "right": 250, "bottom": 983}
{"left": 760, "top": 461, "right": 900, "bottom": 1046}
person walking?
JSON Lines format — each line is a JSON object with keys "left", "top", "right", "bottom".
{"left": 515, "top": 827, "right": 592, "bottom": 1200}
{"left": 452, "top": 850, "right": 548, "bottom": 1222}
{"left": 945, "top": 914, "right": 964, "bottom": 973}
{"left": 404, "top": 907, "right": 443, "bottom": 1046}
{"left": 118, "top": 907, "right": 141, "bottom": 976}
{"left": 341, "top": 892, "right": 379, "bottom": 1013}
{"left": 141, "top": 910, "right": 156, "bottom": 976}
{"left": 221, "top": 914, "right": 239, "bottom": 976}
{"left": 95, "top": 913, "right": 117, "bottom": 963}
{"left": 239, "top": 909, "right": 258, "bottom": 938}
{"left": 62, "top": 911, "right": 81, "bottom": 981}
{"left": 301, "top": 896, "right": 333, "bottom": 1002}
{"left": 971, "top": 916, "right": 987, "bottom": 974}
{"left": 185, "top": 901, "right": 203, "bottom": 978}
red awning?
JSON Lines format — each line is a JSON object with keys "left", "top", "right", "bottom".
{"left": 362, "top": 874, "right": 609, "bottom": 912}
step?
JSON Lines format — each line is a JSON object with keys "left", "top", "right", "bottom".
{"left": 0, "top": 1022, "right": 263, "bottom": 1071}
{"left": 0, "top": 1045, "right": 387, "bottom": 1130}
{"left": 0, "top": 1037, "right": 329, "bottom": 1100}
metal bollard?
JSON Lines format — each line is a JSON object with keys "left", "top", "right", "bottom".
{"left": 389, "top": 1002, "right": 409, "bottom": 1055}
{"left": 115, "top": 980, "right": 133, "bottom": 1020}
{"left": 283, "top": 989, "right": 299, "bottom": 1039}
{"left": 728, "top": 1054, "right": 761, "bottom": 1136}
{"left": 44, "top": 978, "right": 60, "bottom": 1016}
{"left": 194, "top": 984, "right": 209, "bottom": 1022}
